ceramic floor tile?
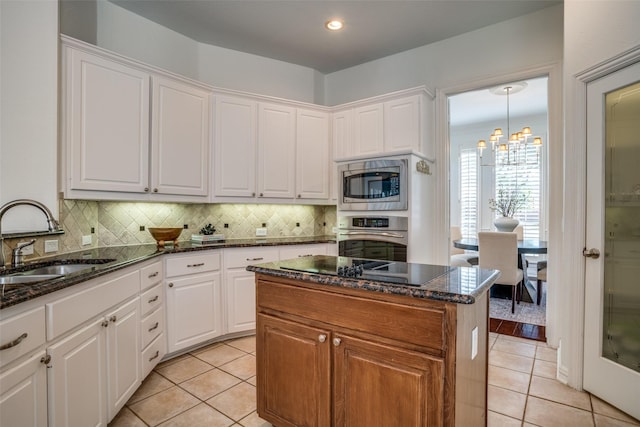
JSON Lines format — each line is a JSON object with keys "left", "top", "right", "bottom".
{"left": 525, "top": 395, "right": 594, "bottom": 427}
{"left": 246, "top": 376, "right": 257, "bottom": 386}
{"left": 488, "top": 365, "right": 531, "bottom": 394}
{"left": 108, "top": 406, "right": 146, "bottom": 427}
{"left": 532, "top": 358, "right": 556, "bottom": 379}
{"left": 179, "top": 368, "right": 242, "bottom": 401}
{"left": 238, "top": 411, "right": 273, "bottom": 427}
{"left": 594, "top": 413, "right": 640, "bottom": 427}
{"left": 206, "top": 382, "right": 257, "bottom": 421}
{"left": 487, "top": 384, "right": 527, "bottom": 420}
{"left": 493, "top": 337, "right": 537, "bottom": 358}
{"left": 591, "top": 396, "right": 640, "bottom": 425}
{"left": 528, "top": 375, "right": 591, "bottom": 411}
{"left": 155, "top": 355, "right": 214, "bottom": 384}
{"left": 155, "top": 353, "right": 191, "bottom": 369}
{"left": 156, "top": 403, "right": 234, "bottom": 427}
{"left": 489, "top": 349, "right": 534, "bottom": 374}
{"left": 487, "top": 410, "right": 522, "bottom": 427}
{"left": 129, "top": 386, "right": 200, "bottom": 426}
{"left": 193, "top": 344, "right": 246, "bottom": 367}
{"left": 128, "top": 371, "right": 174, "bottom": 404}
{"left": 219, "top": 354, "right": 257, "bottom": 380}
{"left": 535, "top": 345, "right": 557, "bottom": 362}
{"left": 227, "top": 336, "right": 256, "bottom": 353}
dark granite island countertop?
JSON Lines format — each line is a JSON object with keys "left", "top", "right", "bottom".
{"left": 247, "top": 255, "right": 499, "bottom": 304}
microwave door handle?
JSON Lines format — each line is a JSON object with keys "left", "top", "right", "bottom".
{"left": 338, "top": 231, "right": 405, "bottom": 239}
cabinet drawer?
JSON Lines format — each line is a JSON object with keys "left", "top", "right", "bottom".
{"left": 141, "top": 333, "right": 166, "bottom": 378}
{"left": 141, "top": 307, "right": 164, "bottom": 349}
{"left": 279, "top": 244, "right": 327, "bottom": 261}
{"left": 165, "top": 252, "right": 221, "bottom": 277}
{"left": 257, "top": 280, "right": 446, "bottom": 352}
{"left": 140, "top": 283, "right": 163, "bottom": 317}
{"left": 0, "top": 306, "right": 45, "bottom": 368}
{"left": 140, "top": 261, "right": 163, "bottom": 290}
{"left": 224, "top": 247, "right": 279, "bottom": 269}
{"left": 46, "top": 270, "right": 140, "bottom": 341}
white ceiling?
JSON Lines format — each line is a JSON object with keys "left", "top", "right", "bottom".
{"left": 109, "top": 0, "right": 560, "bottom": 74}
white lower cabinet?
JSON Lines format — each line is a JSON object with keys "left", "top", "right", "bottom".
{"left": 47, "top": 297, "right": 140, "bottom": 426}
{"left": 165, "top": 252, "right": 222, "bottom": 353}
{"left": 223, "top": 247, "right": 279, "bottom": 334}
{"left": 0, "top": 350, "right": 48, "bottom": 427}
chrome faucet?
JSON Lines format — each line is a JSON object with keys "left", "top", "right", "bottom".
{"left": 0, "top": 199, "right": 60, "bottom": 269}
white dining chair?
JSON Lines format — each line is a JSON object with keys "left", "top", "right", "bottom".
{"left": 450, "top": 226, "right": 478, "bottom": 266}
{"left": 478, "top": 231, "right": 524, "bottom": 313}
{"left": 514, "top": 224, "right": 524, "bottom": 240}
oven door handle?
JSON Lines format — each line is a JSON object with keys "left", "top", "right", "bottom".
{"left": 338, "top": 231, "right": 406, "bottom": 239}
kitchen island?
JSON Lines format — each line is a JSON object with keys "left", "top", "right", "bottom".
{"left": 248, "top": 255, "right": 499, "bottom": 427}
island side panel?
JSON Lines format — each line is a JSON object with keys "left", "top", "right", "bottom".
{"left": 454, "top": 291, "right": 488, "bottom": 426}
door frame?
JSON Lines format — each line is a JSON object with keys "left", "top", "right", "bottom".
{"left": 436, "top": 62, "right": 563, "bottom": 346}
{"left": 566, "top": 45, "right": 640, "bottom": 390}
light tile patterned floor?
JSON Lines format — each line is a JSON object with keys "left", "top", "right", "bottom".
{"left": 109, "top": 334, "right": 640, "bottom": 427}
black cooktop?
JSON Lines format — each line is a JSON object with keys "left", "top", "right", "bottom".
{"left": 280, "top": 255, "right": 452, "bottom": 287}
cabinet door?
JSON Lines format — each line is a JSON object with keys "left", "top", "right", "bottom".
{"left": 384, "top": 95, "right": 421, "bottom": 153}
{"left": 151, "top": 76, "right": 211, "bottom": 196}
{"left": 353, "top": 103, "right": 384, "bottom": 156}
{"left": 332, "top": 109, "right": 353, "bottom": 160}
{"left": 278, "top": 243, "right": 328, "bottom": 260}
{"left": 106, "top": 298, "right": 140, "bottom": 420}
{"left": 333, "top": 334, "right": 444, "bottom": 427}
{"left": 257, "top": 314, "right": 331, "bottom": 427}
{"left": 225, "top": 269, "right": 258, "bottom": 334}
{"left": 48, "top": 317, "right": 107, "bottom": 427}
{"left": 66, "top": 47, "right": 150, "bottom": 193}
{"left": 257, "top": 102, "right": 296, "bottom": 198}
{"left": 0, "top": 351, "right": 47, "bottom": 427}
{"left": 166, "top": 272, "right": 222, "bottom": 353}
{"left": 296, "top": 109, "right": 330, "bottom": 199}
{"left": 214, "top": 95, "right": 257, "bottom": 197}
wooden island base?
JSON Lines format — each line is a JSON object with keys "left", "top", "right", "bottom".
{"left": 255, "top": 274, "right": 489, "bottom": 427}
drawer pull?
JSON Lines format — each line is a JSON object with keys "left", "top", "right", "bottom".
{"left": 298, "top": 254, "right": 313, "bottom": 257}
{"left": 149, "top": 350, "right": 160, "bottom": 362}
{"left": 187, "top": 263, "right": 205, "bottom": 268}
{"left": 148, "top": 322, "right": 159, "bottom": 332}
{"left": 148, "top": 272, "right": 159, "bottom": 278}
{"left": 148, "top": 295, "right": 159, "bottom": 303}
{"left": 0, "top": 332, "right": 28, "bottom": 350}
{"left": 246, "top": 257, "right": 264, "bottom": 261}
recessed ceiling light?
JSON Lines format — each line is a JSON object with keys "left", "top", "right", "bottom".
{"left": 325, "top": 19, "right": 344, "bottom": 31}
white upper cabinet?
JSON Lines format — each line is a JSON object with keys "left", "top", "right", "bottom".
{"left": 384, "top": 95, "right": 422, "bottom": 153}
{"left": 296, "top": 109, "right": 330, "bottom": 199}
{"left": 62, "top": 39, "right": 211, "bottom": 201}
{"left": 151, "top": 76, "right": 210, "bottom": 196}
{"left": 332, "top": 109, "right": 353, "bottom": 160}
{"left": 65, "top": 47, "right": 150, "bottom": 194}
{"left": 214, "top": 95, "right": 257, "bottom": 197}
{"left": 257, "top": 102, "right": 297, "bottom": 199}
{"left": 353, "top": 103, "right": 384, "bottom": 156}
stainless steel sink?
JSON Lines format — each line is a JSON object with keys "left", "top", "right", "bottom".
{"left": 14, "top": 264, "right": 97, "bottom": 276}
{"left": 0, "top": 274, "right": 62, "bottom": 285}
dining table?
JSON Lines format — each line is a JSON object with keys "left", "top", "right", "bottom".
{"left": 453, "top": 238, "right": 548, "bottom": 304}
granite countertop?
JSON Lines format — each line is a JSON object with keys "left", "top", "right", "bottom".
{"left": 0, "top": 235, "right": 336, "bottom": 310}
{"left": 247, "top": 255, "right": 500, "bottom": 304}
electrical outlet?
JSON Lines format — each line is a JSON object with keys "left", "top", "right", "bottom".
{"left": 256, "top": 227, "right": 267, "bottom": 237}
{"left": 82, "top": 235, "right": 92, "bottom": 246}
{"left": 44, "top": 240, "right": 59, "bottom": 253}
{"left": 471, "top": 326, "right": 478, "bottom": 360}
{"left": 18, "top": 242, "right": 34, "bottom": 255}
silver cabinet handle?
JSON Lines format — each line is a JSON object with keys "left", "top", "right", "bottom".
{"left": 259, "top": 193, "right": 264, "bottom": 197}
{"left": 168, "top": 282, "right": 174, "bottom": 288}
{"left": 148, "top": 272, "right": 159, "bottom": 278}
{"left": 583, "top": 248, "right": 601, "bottom": 259}
{"left": 246, "top": 257, "right": 264, "bottom": 261}
{"left": 153, "top": 188, "right": 158, "bottom": 193}
{"left": 109, "top": 315, "right": 117, "bottom": 323}
{"left": 148, "top": 295, "right": 159, "bottom": 303}
{"left": 101, "top": 320, "right": 109, "bottom": 327}
{"left": 144, "top": 187, "right": 150, "bottom": 192}
{"left": 298, "top": 254, "right": 313, "bottom": 257}
{"left": 187, "top": 263, "right": 205, "bottom": 268}
{"left": 40, "top": 354, "right": 51, "bottom": 365}
{"left": 148, "top": 322, "right": 159, "bottom": 332}
{"left": 318, "top": 334, "right": 327, "bottom": 343}
{"left": 0, "top": 332, "right": 27, "bottom": 350}
{"left": 148, "top": 350, "right": 160, "bottom": 362}
{"left": 333, "top": 337, "right": 342, "bottom": 347}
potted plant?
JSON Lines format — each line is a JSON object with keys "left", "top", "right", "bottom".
{"left": 489, "top": 187, "right": 528, "bottom": 232}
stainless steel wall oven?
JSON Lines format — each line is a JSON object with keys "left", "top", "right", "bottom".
{"left": 337, "top": 215, "right": 408, "bottom": 262}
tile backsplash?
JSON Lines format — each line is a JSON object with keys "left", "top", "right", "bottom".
{"left": 2, "top": 200, "right": 337, "bottom": 262}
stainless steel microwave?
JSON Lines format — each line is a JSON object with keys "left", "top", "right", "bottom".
{"left": 338, "top": 158, "right": 408, "bottom": 211}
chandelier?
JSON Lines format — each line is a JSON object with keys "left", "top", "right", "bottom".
{"left": 477, "top": 83, "right": 542, "bottom": 166}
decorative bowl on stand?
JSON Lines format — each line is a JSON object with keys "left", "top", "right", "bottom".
{"left": 148, "top": 227, "right": 183, "bottom": 247}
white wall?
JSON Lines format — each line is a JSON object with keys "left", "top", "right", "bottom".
{"left": 0, "top": 0, "right": 59, "bottom": 232}
{"left": 324, "top": 5, "right": 563, "bottom": 106}
{"left": 559, "top": 0, "right": 640, "bottom": 389}
{"left": 88, "top": 1, "right": 323, "bottom": 104}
